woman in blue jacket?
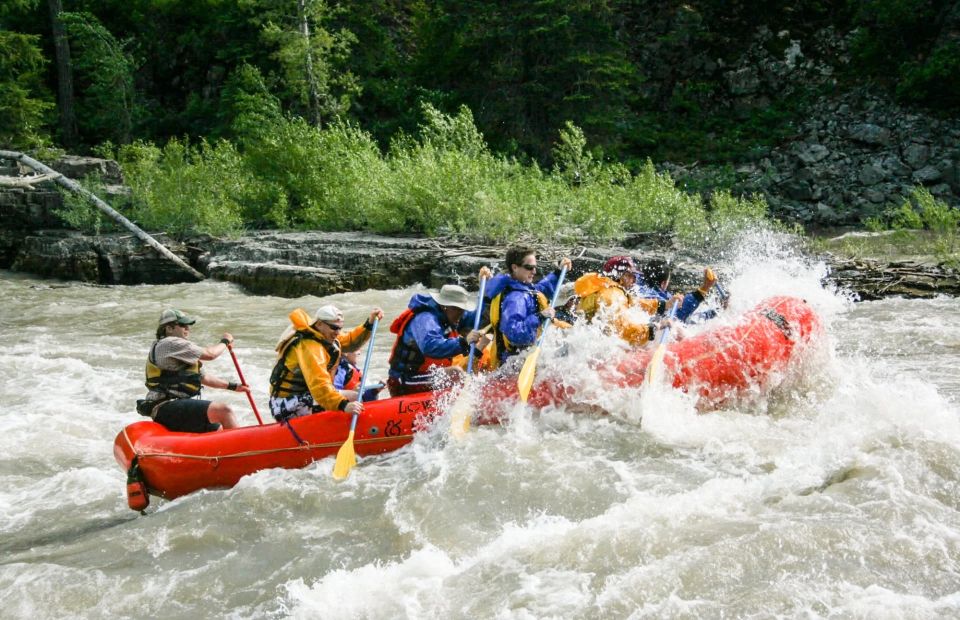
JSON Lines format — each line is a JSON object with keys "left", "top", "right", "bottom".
{"left": 485, "top": 246, "right": 572, "bottom": 369}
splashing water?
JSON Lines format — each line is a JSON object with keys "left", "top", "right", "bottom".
{"left": 1, "top": 231, "right": 959, "bottom": 618}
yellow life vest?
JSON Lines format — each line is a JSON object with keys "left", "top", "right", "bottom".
{"left": 574, "top": 272, "right": 627, "bottom": 321}
{"left": 144, "top": 340, "right": 202, "bottom": 398}
{"left": 269, "top": 330, "right": 340, "bottom": 398}
{"left": 486, "top": 288, "right": 549, "bottom": 370}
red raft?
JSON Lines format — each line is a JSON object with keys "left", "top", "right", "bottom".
{"left": 513, "top": 294, "right": 822, "bottom": 409}
{"left": 114, "top": 295, "right": 821, "bottom": 506}
{"left": 115, "top": 394, "right": 440, "bottom": 505}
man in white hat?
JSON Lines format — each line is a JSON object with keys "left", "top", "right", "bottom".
{"left": 269, "top": 303, "right": 383, "bottom": 421}
{"left": 386, "top": 283, "right": 491, "bottom": 396}
{"left": 139, "top": 308, "right": 249, "bottom": 432}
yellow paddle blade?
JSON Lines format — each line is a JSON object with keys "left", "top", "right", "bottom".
{"left": 644, "top": 344, "right": 667, "bottom": 387}
{"left": 332, "top": 429, "right": 357, "bottom": 480}
{"left": 449, "top": 378, "right": 475, "bottom": 439}
{"left": 449, "top": 400, "right": 472, "bottom": 439}
{"left": 517, "top": 345, "right": 542, "bottom": 402}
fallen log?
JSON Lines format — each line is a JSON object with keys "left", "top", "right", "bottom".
{"left": 0, "top": 149, "right": 203, "bottom": 281}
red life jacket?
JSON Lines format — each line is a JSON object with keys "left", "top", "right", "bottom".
{"left": 388, "top": 308, "right": 460, "bottom": 375}
{"left": 340, "top": 362, "right": 362, "bottom": 390}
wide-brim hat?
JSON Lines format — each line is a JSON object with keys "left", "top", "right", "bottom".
{"left": 431, "top": 284, "right": 475, "bottom": 311}
{"left": 159, "top": 308, "right": 196, "bottom": 326}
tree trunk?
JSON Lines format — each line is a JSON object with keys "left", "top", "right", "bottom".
{"left": 0, "top": 150, "right": 204, "bottom": 281}
{"left": 47, "top": 0, "right": 79, "bottom": 148}
{"left": 297, "top": 0, "right": 322, "bottom": 127}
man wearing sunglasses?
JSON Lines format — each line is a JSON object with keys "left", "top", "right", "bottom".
{"left": 269, "top": 303, "right": 383, "bottom": 421}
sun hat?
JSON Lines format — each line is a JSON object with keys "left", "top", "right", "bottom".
{"left": 431, "top": 284, "right": 475, "bottom": 310}
{"left": 158, "top": 308, "right": 197, "bottom": 326}
{"left": 314, "top": 304, "right": 343, "bottom": 323}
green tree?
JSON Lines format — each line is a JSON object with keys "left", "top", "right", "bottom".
{"left": 242, "top": 0, "right": 359, "bottom": 127}
{"left": 59, "top": 11, "right": 136, "bottom": 145}
{"left": 412, "top": 0, "right": 640, "bottom": 160}
{"left": 0, "top": 30, "right": 53, "bottom": 147}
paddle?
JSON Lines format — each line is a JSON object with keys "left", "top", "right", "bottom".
{"left": 710, "top": 268, "right": 729, "bottom": 306}
{"left": 518, "top": 266, "right": 568, "bottom": 402}
{"left": 644, "top": 300, "right": 679, "bottom": 388}
{"left": 226, "top": 343, "right": 263, "bottom": 425}
{"left": 332, "top": 317, "right": 380, "bottom": 480}
{"left": 450, "top": 276, "right": 487, "bottom": 438}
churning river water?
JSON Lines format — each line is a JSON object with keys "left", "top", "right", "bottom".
{"left": 1, "top": 238, "right": 959, "bottom": 619}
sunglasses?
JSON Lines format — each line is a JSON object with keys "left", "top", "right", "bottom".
{"left": 322, "top": 321, "right": 343, "bottom": 332}
{"left": 519, "top": 264, "right": 538, "bottom": 271}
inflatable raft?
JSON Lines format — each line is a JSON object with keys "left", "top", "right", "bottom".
{"left": 114, "top": 295, "right": 821, "bottom": 507}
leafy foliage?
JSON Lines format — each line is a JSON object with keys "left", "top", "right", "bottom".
{"left": 0, "top": 30, "right": 53, "bottom": 147}
{"left": 53, "top": 174, "right": 117, "bottom": 234}
{"left": 59, "top": 12, "right": 137, "bottom": 145}
{"left": 849, "top": 0, "right": 960, "bottom": 109}
{"left": 109, "top": 105, "right": 771, "bottom": 242}
{"left": 114, "top": 139, "right": 254, "bottom": 236}
{"left": 241, "top": 0, "right": 359, "bottom": 126}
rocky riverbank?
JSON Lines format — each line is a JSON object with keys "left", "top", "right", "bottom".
{"left": 3, "top": 227, "right": 959, "bottom": 301}
{"left": 2, "top": 155, "right": 958, "bottom": 300}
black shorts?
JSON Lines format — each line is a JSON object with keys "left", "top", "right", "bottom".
{"left": 153, "top": 398, "right": 220, "bottom": 433}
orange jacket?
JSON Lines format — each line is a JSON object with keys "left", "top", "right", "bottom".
{"left": 271, "top": 308, "right": 372, "bottom": 411}
{"left": 574, "top": 273, "right": 660, "bottom": 346}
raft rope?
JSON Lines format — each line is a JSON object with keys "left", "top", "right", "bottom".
{"left": 282, "top": 418, "right": 307, "bottom": 446}
{"left": 121, "top": 425, "right": 412, "bottom": 463}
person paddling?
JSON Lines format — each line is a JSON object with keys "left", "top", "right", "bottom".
{"left": 485, "top": 246, "right": 572, "bottom": 370}
{"left": 269, "top": 304, "right": 383, "bottom": 421}
{"left": 138, "top": 308, "right": 248, "bottom": 433}
{"left": 335, "top": 350, "right": 385, "bottom": 402}
{"left": 633, "top": 259, "right": 720, "bottom": 322}
{"left": 574, "top": 256, "right": 683, "bottom": 347}
{"left": 387, "top": 283, "right": 492, "bottom": 397}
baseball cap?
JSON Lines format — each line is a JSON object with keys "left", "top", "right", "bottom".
{"left": 158, "top": 308, "right": 196, "bottom": 326}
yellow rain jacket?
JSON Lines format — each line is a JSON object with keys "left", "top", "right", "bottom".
{"left": 574, "top": 273, "right": 662, "bottom": 347}
{"left": 269, "top": 308, "right": 372, "bottom": 412}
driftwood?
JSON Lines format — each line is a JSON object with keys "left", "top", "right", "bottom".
{"left": 0, "top": 172, "right": 61, "bottom": 188}
{"left": 0, "top": 149, "right": 204, "bottom": 280}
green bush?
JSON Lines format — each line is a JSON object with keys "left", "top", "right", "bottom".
{"left": 116, "top": 139, "right": 252, "bottom": 236}
{"left": 103, "top": 104, "right": 774, "bottom": 242}
{"left": 53, "top": 175, "right": 116, "bottom": 235}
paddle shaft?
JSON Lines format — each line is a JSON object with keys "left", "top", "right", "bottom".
{"left": 534, "top": 266, "right": 569, "bottom": 347}
{"left": 715, "top": 281, "right": 729, "bottom": 304}
{"left": 658, "top": 300, "right": 679, "bottom": 344}
{"left": 517, "top": 266, "right": 569, "bottom": 402}
{"left": 644, "top": 300, "right": 679, "bottom": 387}
{"left": 226, "top": 343, "right": 263, "bottom": 425}
{"left": 466, "top": 277, "right": 488, "bottom": 374}
{"left": 347, "top": 317, "right": 380, "bottom": 434}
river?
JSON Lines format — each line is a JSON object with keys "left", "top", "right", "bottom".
{"left": 1, "top": 236, "right": 959, "bottom": 619}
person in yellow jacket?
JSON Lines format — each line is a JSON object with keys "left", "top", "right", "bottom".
{"left": 574, "top": 255, "right": 682, "bottom": 347}
{"left": 268, "top": 304, "right": 383, "bottom": 421}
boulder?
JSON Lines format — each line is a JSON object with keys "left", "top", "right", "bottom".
{"left": 848, "top": 123, "right": 892, "bottom": 146}
{"left": 50, "top": 155, "right": 123, "bottom": 184}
